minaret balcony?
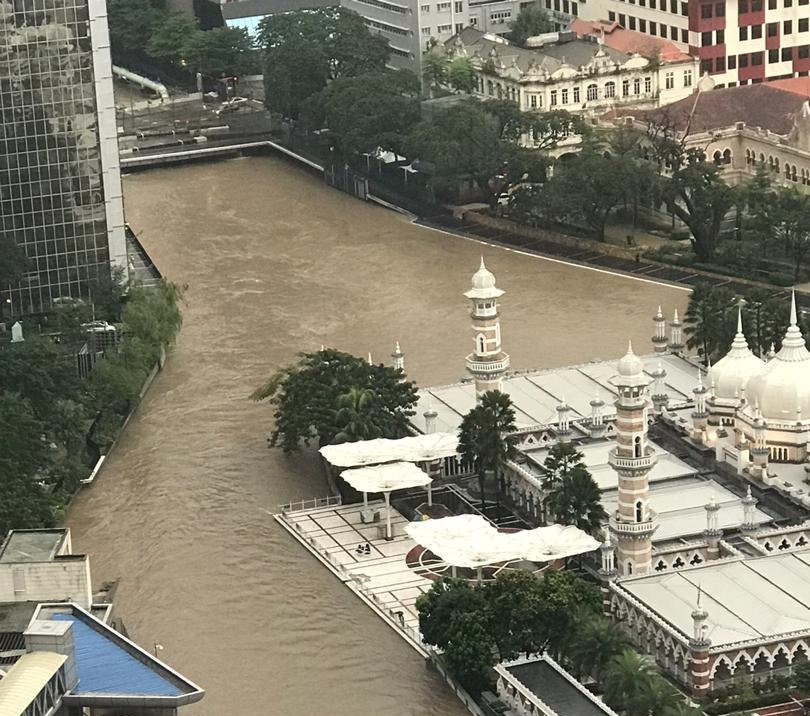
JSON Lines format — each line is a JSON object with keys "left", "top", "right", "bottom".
{"left": 610, "top": 511, "right": 659, "bottom": 536}
{"left": 466, "top": 354, "right": 510, "bottom": 375}
{"left": 608, "top": 448, "right": 657, "bottom": 473}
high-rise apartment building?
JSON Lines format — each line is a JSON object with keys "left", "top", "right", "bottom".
{"left": 564, "top": 0, "right": 810, "bottom": 87}
{"left": 0, "top": 0, "right": 128, "bottom": 316}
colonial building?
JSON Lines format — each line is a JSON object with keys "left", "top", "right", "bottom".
{"left": 607, "top": 78, "right": 810, "bottom": 192}
{"left": 554, "top": 0, "right": 810, "bottom": 87}
{"left": 445, "top": 26, "right": 697, "bottom": 123}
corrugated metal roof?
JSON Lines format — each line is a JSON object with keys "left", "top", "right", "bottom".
{"left": 0, "top": 652, "right": 66, "bottom": 716}
{"left": 52, "top": 615, "right": 182, "bottom": 697}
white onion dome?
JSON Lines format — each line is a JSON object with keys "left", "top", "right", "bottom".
{"left": 708, "top": 308, "right": 764, "bottom": 401}
{"left": 617, "top": 340, "right": 645, "bottom": 377}
{"left": 464, "top": 257, "right": 505, "bottom": 299}
{"left": 746, "top": 294, "right": 810, "bottom": 421}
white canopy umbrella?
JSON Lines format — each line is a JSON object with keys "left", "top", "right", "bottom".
{"left": 341, "top": 462, "right": 431, "bottom": 540}
{"left": 406, "top": 516, "right": 599, "bottom": 580}
{"left": 320, "top": 438, "right": 403, "bottom": 468}
{"left": 320, "top": 432, "right": 460, "bottom": 469}
{"left": 510, "top": 524, "right": 600, "bottom": 562}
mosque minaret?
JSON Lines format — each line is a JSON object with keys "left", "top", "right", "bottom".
{"left": 464, "top": 259, "right": 510, "bottom": 398}
{"left": 608, "top": 342, "right": 659, "bottom": 576}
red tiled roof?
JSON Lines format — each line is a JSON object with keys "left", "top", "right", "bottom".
{"left": 569, "top": 18, "right": 691, "bottom": 63}
{"left": 609, "top": 83, "right": 807, "bottom": 135}
{"left": 765, "top": 76, "right": 810, "bottom": 98}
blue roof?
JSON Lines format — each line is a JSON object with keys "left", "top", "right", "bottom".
{"left": 52, "top": 614, "right": 183, "bottom": 697}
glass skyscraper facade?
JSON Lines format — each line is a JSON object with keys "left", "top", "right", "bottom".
{"left": 0, "top": 0, "right": 127, "bottom": 315}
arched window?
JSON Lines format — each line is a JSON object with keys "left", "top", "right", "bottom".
{"left": 792, "top": 165, "right": 798, "bottom": 181}
{"left": 604, "top": 81, "right": 616, "bottom": 98}
{"left": 745, "top": 149, "right": 751, "bottom": 165}
{"left": 634, "top": 435, "right": 642, "bottom": 457}
{"left": 713, "top": 151, "right": 722, "bottom": 165}
{"left": 635, "top": 500, "right": 643, "bottom": 522}
{"left": 477, "top": 334, "right": 486, "bottom": 353}
{"left": 627, "top": 561, "right": 633, "bottom": 575}
{"left": 633, "top": 78, "right": 641, "bottom": 94}
{"left": 723, "top": 148, "right": 732, "bottom": 165}
{"left": 759, "top": 152, "right": 765, "bottom": 164}
{"left": 587, "top": 84, "right": 598, "bottom": 101}
{"left": 786, "top": 163, "right": 791, "bottom": 178}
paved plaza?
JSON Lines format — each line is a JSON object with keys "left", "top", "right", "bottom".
{"left": 276, "top": 500, "right": 433, "bottom": 648}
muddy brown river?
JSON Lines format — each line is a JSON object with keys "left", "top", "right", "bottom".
{"left": 66, "top": 155, "right": 688, "bottom": 715}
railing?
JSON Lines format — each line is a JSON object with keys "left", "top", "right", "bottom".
{"left": 610, "top": 511, "right": 658, "bottom": 534}
{"left": 465, "top": 356, "right": 510, "bottom": 373}
{"left": 278, "top": 495, "right": 342, "bottom": 515}
{"left": 608, "top": 451, "right": 657, "bottom": 470}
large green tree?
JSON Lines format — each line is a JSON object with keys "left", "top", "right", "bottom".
{"left": 303, "top": 70, "right": 420, "bottom": 157}
{"left": 658, "top": 148, "right": 736, "bottom": 262}
{"left": 602, "top": 649, "right": 657, "bottom": 716}
{"left": 541, "top": 148, "right": 640, "bottom": 241}
{"left": 108, "top": 0, "right": 166, "bottom": 60}
{"left": 252, "top": 349, "right": 418, "bottom": 452}
{"left": 568, "top": 612, "right": 628, "bottom": 681}
{"left": 506, "top": 5, "right": 553, "bottom": 46}
{"left": 146, "top": 12, "right": 199, "bottom": 67}
{"left": 483, "top": 570, "right": 547, "bottom": 660}
{"left": 543, "top": 466, "right": 607, "bottom": 535}
{"left": 185, "top": 27, "right": 259, "bottom": 78}
{"left": 458, "top": 390, "right": 517, "bottom": 510}
{"left": 259, "top": 8, "right": 390, "bottom": 119}
{"left": 683, "top": 282, "right": 736, "bottom": 363}
{"left": 416, "top": 577, "right": 489, "bottom": 649}
{"left": 406, "top": 100, "right": 511, "bottom": 199}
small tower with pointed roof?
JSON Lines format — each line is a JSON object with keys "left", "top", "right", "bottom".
{"left": 741, "top": 485, "right": 759, "bottom": 533}
{"left": 391, "top": 341, "right": 404, "bottom": 372}
{"left": 652, "top": 306, "right": 668, "bottom": 354}
{"left": 692, "top": 367, "right": 709, "bottom": 438}
{"left": 651, "top": 359, "right": 668, "bottom": 414}
{"left": 688, "top": 588, "right": 712, "bottom": 698}
{"left": 668, "top": 309, "right": 684, "bottom": 354}
{"left": 464, "top": 258, "right": 510, "bottom": 398}
{"left": 590, "top": 392, "right": 606, "bottom": 439}
{"left": 703, "top": 495, "right": 722, "bottom": 559}
{"left": 556, "top": 396, "right": 571, "bottom": 443}
{"left": 608, "top": 341, "right": 659, "bottom": 577}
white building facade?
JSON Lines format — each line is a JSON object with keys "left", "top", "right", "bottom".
{"left": 447, "top": 27, "right": 697, "bottom": 123}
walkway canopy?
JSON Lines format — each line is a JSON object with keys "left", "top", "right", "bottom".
{"left": 341, "top": 462, "right": 432, "bottom": 540}
{"left": 405, "top": 516, "right": 599, "bottom": 575}
{"left": 320, "top": 432, "right": 459, "bottom": 468}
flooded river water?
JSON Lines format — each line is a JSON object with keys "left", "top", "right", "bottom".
{"left": 66, "top": 155, "right": 688, "bottom": 715}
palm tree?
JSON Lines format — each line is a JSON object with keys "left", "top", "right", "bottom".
{"left": 543, "top": 468, "right": 607, "bottom": 535}
{"left": 540, "top": 443, "right": 607, "bottom": 535}
{"left": 602, "top": 649, "right": 656, "bottom": 716}
{"left": 332, "top": 388, "right": 380, "bottom": 443}
{"left": 683, "top": 282, "right": 736, "bottom": 364}
{"left": 567, "top": 613, "right": 628, "bottom": 681}
{"left": 458, "top": 390, "right": 517, "bottom": 511}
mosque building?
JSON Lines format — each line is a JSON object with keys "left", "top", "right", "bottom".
{"left": 405, "top": 260, "right": 810, "bottom": 697}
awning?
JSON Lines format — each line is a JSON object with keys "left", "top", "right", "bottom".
{"left": 405, "top": 515, "right": 599, "bottom": 569}
{"left": 320, "top": 432, "right": 459, "bottom": 468}
{"left": 340, "top": 462, "right": 431, "bottom": 493}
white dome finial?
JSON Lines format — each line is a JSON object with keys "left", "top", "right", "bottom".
{"left": 367, "top": 352, "right": 373, "bottom": 364}
{"left": 480, "top": 256, "right": 486, "bottom": 271}
{"left": 627, "top": 339, "right": 634, "bottom": 355}
{"left": 737, "top": 305, "right": 743, "bottom": 335}
{"left": 791, "top": 290, "right": 798, "bottom": 327}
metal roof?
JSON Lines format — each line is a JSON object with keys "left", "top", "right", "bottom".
{"left": 619, "top": 549, "right": 810, "bottom": 648}
{"left": 51, "top": 614, "right": 182, "bottom": 697}
{"left": 412, "top": 353, "right": 698, "bottom": 434}
{"left": 0, "top": 652, "right": 66, "bottom": 716}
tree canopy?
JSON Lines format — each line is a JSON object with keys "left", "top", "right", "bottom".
{"left": 506, "top": 6, "right": 554, "bottom": 46}
{"left": 302, "top": 69, "right": 420, "bottom": 157}
{"left": 458, "top": 390, "right": 517, "bottom": 509}
{"left": 259, "top": 8, "right": 390, "bottom": 119}
{"left": 251, "top": 349, "right": 418, "bottom": 452}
